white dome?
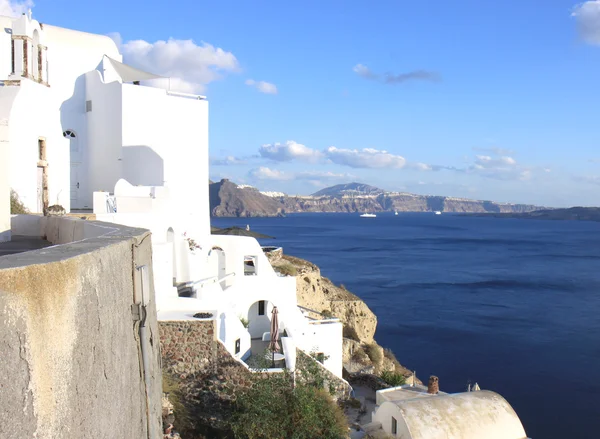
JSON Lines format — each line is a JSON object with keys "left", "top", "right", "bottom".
{"left": 383, "top": 390, "right": 528, "bottom": 439}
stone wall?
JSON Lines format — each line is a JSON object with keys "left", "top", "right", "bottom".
{"left": 159, "top": 320, "right": 254, "bottom": 434}
{"left": 159, "top": 319, "right": 353, "bottom": 435}
{"left": 296, "top": 349, "right": 351, "bottom": 400}
{"left": 0, "top": 218, "right": 162, "bottom": 439}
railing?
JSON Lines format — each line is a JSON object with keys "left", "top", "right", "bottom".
{"left": 166, "top": 89, "right": 206, "bottom": 100}
{"left": 297, "top": 305, "right": 340, "bottom": 323}
{"left": 308, "top": 318, "right": 340, "bottom": 325}
{"left": 182, "top": 272, "right": 235, "bottom": 289}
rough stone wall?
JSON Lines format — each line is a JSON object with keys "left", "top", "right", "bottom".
{"left": 159, "top": 320, "right": 254, "bottom": 433}
{"left": 296, "top": 349, "right": 351, "bottom": 400}
{"left": 0, "top": 225, "right": 162, "bottom": 439}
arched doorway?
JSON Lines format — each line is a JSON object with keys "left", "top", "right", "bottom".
{"left": 246, "top": 299, "right": 274, "bottom": 339}
{"left": 167, "top": 228, "right": 176, "bottom": 284}
{"left": 64, "top": 130, "right": 80, "bottom": 208}
{"left": 209, "top": 246, "right": 226, "bottom": 288}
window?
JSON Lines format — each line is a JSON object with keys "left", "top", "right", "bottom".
{"left": 258, "top": 300, "right": 265, "bottom": 316}
{"left": 63, "top": 130, "right": 76, "bottom": 138}
{"left": 235, "top": 338, "right": 241, "bottom": 355}
{"left": 38, "top": 138, "right": 46, "bottom": 161}
{"left": 391, "top": 417, "right": 397, "bottom": 435}
{"left": 244, "top": 255, "right": 257, "bottom": 275}
{"left": 85, "top": 100, "right": 92, "bottom": 112}
{"left": 11, "top": 39, "right": 15, "bottom": 74}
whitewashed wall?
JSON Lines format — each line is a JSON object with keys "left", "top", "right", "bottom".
{"left": 121, "top": 84, "right": 210, "bottom": 235}
{"left": 0, "top": 13, "right": 122, "bottom": 212}
{"left": 0, "top": 17, "right": 12, "bottom": 80}
{"left": 85, "top": 72, "right": 123, "bottom": 201}
{"left": 372, "top": 401, "right": 407, "bottom": 438}
{"left": 3, "top": 81, "right": 67, "bottom": 212}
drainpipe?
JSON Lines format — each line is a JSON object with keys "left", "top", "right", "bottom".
{"left": 136, "top": 264, "right": 157, "bottom": 439}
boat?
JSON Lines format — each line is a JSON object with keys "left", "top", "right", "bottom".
{"left": 394, "top": 210, "right": 398, "bottom": 216}
{"left": 435, "top": 211, "right": 442, "bottom": 215}
{"left": 360, "top": 213, "right": 377, "bottom": 218}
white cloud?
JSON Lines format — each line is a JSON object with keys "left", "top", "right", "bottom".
{"left": 0, "top": 0, "right": 32, "bottom": 17}
{"left": 210, "top": 155, "right": 246, "bottom": 166}
{"left": 110, "top": 33, "right": 239, "bottom": 93}
{"left": 245, "top": 79, "right": 278, "bottom": 94}
{"left": 353, "top": 64, "right": 378, "bottom": 79}
{"left": 249, "top": 167, "right": 288, "bottom": 180}
{"left": 408, "top": 162, "right": 434, "bottom": 171}
{"left": 572, "top": 1, "right": 600, "bottom": 45}
{"left": 259, "top": 141, "right": 323, "bottom": 163}
{"left": 473, "top": 155, "right": 517, "bottom": 168}
{"left": 325, "top": 146, "right": 407, "bottom": 169}
{"left": 466, "top": 154, "right": 533, "bottom": 181}
{"left": 248, "top": 167, "right": 354, "bottom": 181}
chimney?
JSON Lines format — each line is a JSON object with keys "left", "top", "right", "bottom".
{"left": 427, "top": 376, "right": 439, "bottom": 394}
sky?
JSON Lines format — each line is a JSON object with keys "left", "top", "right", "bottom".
{"left": 3, "top": 0, "right": 600, "bottom": 206}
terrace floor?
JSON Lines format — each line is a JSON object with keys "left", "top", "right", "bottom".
{"left": 0, "top": 235, "right": 52, "bottom": 257}
{"left": 244, "top": 338, "right": 285, "bottom": 369}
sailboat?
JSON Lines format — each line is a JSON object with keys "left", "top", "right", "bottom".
{"left": 394, "top": 210, "right": 398, "bottom": 216}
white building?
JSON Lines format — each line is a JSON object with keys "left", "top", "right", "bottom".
{"left": 366, "top": 380, "right": 530, "bottom": 439}
{"left": 0, "top": 12, "right": 343, "bottom": 377}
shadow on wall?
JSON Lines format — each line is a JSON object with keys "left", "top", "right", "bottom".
{"left": 122, "top": 145, "right": 164, "bottom": 186}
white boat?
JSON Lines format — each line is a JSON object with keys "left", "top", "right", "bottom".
{"left": 360, "top": 213, "right": 377, "bottom": 218}
{"left": 394, "top": 211, "right": 398, "bottom": 216}
{"left": 435, "top": 211, "right": 442, "bottom": 215}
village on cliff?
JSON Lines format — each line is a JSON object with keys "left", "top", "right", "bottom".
{"left": 0, "top": 11, "right": 531, "bottom": 439}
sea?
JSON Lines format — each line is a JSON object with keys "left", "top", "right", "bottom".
{"left": 211, "top": 212, "right": 600, "bottom": 439}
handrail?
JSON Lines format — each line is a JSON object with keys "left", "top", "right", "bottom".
{"left": 183, "top": 272, "right": 236, "bottom": 288}
{"left": 308, "top": 318, "right": 340, "bottom": 324}
{"left": 297, "top": 305, "right": 324, "bottom": 315}
{"left": 166, "top": 90, "right": 206, "bottom": 100}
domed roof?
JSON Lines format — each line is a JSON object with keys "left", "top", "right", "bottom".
{"left": 390, "top": 390, "right": 527, "bottom": 439}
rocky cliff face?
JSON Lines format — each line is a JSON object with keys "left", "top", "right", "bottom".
{"left": 267, "top": 250, "right": 414, "bottom": 378}
{"left": 209, "top": 179, "right": 285, "bottom": 217}
{"left": 209, "top": 180, "right": 543, "bottom": 217}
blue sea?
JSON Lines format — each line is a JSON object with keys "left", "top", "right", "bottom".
{"left": 212, "top": 212, "right": 600, "bottom": 439}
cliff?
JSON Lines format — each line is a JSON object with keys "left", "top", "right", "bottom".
{"left": 209, "top": 180, "right": 543, "bottom": 217}
{"left": 209, "top": 179, "right": 285, "bottom": 217}
{"left": 266, "top": 249, "right": 414, "bottom": 379}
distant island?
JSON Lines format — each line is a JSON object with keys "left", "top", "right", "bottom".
{"left": 467, "top": 207, "right": 600, "bottom": 222}
{"left": 209, "top": 179, "right": 545, "bottom": 217}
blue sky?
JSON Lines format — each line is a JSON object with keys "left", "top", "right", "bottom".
{"left": 9, "top": 0, "right": 600, "bottom": 206}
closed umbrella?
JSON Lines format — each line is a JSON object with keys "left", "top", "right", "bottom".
{"left": 269, "top": 306, "right": 280, "bottom": 367}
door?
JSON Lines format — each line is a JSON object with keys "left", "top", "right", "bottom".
{"left": 65, "top": 130, "right": 80, "bottom": 208}
{"left": 37, "top": 166, "right": 43, "bottom": 213}
{"left": 70, "top": 163, "right": 79, "bottom": 207}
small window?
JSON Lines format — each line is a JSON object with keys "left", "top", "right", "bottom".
{"left": 62, "top": 130, "right": 76, "bottom": 138}
{"left": 258, "top": 300, "right": 265, "bottom": 316}
{"left": 235, "top": 338, "right": 241, "bottom": 355}
{"left": 85, "top": 100, "right": 92, "bottom": 112}
{"left": 244, "top": 255, "right": 257, "bottom": 275}
{"left": 391, "top": 416, "right": 397, "bottom": 435}
{"left": 38, "top": 138, "right": 45, "bottom": 160}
